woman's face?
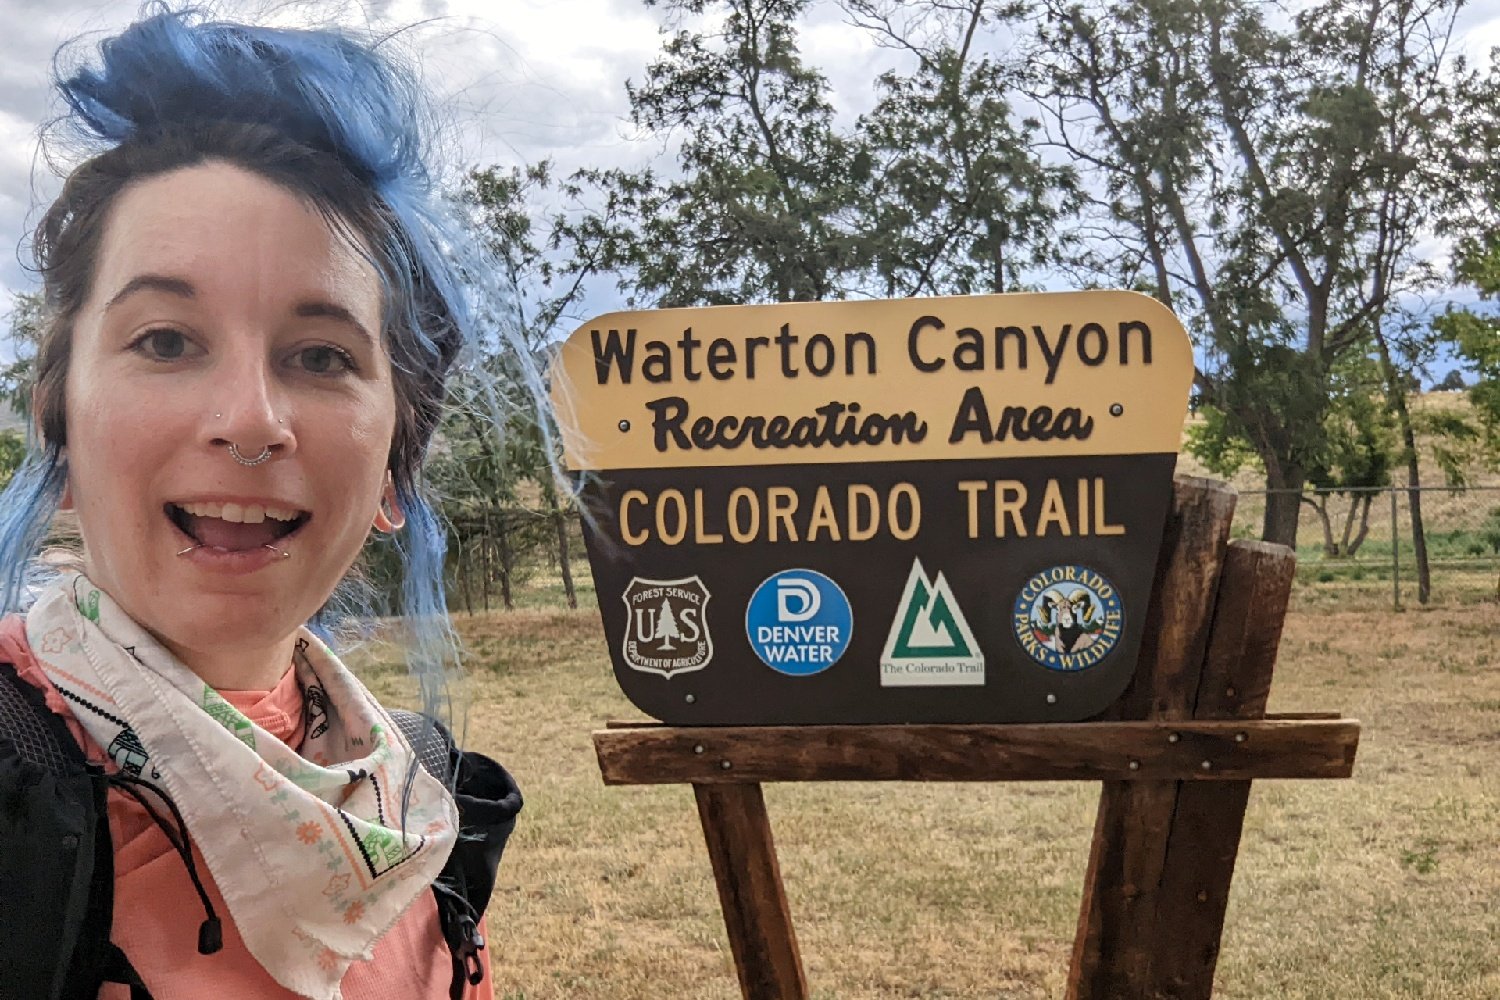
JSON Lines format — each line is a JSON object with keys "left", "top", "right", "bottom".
{"left": 63, "top": 161, "right": 395, "bottom": 669}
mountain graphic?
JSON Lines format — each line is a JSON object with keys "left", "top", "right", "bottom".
{"left": 888, "top": 562, "right": 975, "bottom": 659}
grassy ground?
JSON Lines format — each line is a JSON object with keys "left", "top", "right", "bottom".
{"left": 351, "top": 581, "right": 1500, "bottom": 1000}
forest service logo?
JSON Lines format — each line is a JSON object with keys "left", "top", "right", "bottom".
{"left": 1012, "top": 565, "right": 1124, "bottom": 671}
{"left": 622, "top": 576, "right": 714, "bottom": 678}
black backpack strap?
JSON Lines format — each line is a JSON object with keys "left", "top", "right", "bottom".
{"left": 0, "top": 658, "right": 83, "bottom": 772}
{"left": 100, "top": 943, "right": 152, "bottom": 1000}
{"left": 0, "top": 660, "right": 131, "bottom": 1000}
{"left": 439, "top": 749, "right": 521, "bottom": 999}
{"left": 388, "top": 709, "right": 522, "bottom": 999}
{"left": 390, "top": 708, "right": 453, "bottom": 787}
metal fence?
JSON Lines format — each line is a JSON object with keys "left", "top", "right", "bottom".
{"left": 1233, "top": 485, "right": 1500, "bottom": 609}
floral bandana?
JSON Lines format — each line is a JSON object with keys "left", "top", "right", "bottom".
{"left": 26, "top": 573, "right": 459, "bottom": 1000}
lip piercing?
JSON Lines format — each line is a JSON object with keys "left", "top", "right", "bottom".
{"left": 229, "top": 443, "right": 272, "bottom": 466}
{"left": 177, "top": 542, "right": 289, "bottom": 560}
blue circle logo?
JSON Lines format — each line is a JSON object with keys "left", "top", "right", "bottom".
{"left": 745, "top": 569, "right": 854, "bottom": 676}
{"left": 1012, "top": 565, "right": 1124, "bottom": 672}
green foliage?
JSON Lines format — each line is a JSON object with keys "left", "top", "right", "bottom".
{"left": 1306, "top": 354, "right": 1396, "bottom": 494}
{"left": 1, "top": 291, "right": 44, "bottom": 419}
{"left": 0, "top": 430, "right": 25, "bottom": 491}
{"left": 570, "top": 0, "right": 867, "bottom": 306}
{"left": 847, "top": 1, "right": 1077, "bottom": 295}
{"left": 1433, "top": 237, "right": 1500, "bottom": 469}
{"left": 1184, "top": 405, "right": 1259, "bottom": 478}
{"left": 1484, "top": 507, "right": 1500, "bottom": 556}
{"left": 1032, "top": 0, "right": 1460, "bottom": 541}
{"left": 420, "top": 163, "right": 591, "bottom": 610}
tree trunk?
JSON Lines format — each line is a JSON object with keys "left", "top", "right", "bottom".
{"left": 1261, "top": 464, "right": 1304, "bottom": 548}
{"left": 1372, "top": 330, "right": 1431, "bottom": 603}
{"left": 498, "top": 515, "right": 515, "bottom": 612}
{"left": 1345, "top": 494, "right": 1374, "bottom": 557}
{"left": 1406, "top": 469, "right": 1431, "bottom": 604}
{"left": 457, "top": 534, "right": 474, "bottom": 616}
{"left": 481, "top": 512, "right": 492, "bottom": 613}
{"left": 555, "top": 509, "right": 578, "bottom": 610}
{"left": 1307, "top": 494, "right": 1336, "bottom": 556}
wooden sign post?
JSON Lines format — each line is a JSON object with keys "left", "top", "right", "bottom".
{"left": 553, "top": 294, "right": 1359, "bottom": 998}
{"left": 592, "top": 479, "right": 1359, "bottom": 999}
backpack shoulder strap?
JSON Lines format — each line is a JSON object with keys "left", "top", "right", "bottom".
{"left": 0, "top": 659, "right": 88, "bottom": 774}
{"left": 0, "top": 660, "right": 121, "bottom": 1000}
{"left": 387, "top": 708, "right": 522, "bottom": 1000}
{"left": 389, "top": 708, "right": 453, "bottom": 786}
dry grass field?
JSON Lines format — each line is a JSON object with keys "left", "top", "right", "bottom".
{"left": 351, "top": 577, "right": 1500, "bottom": 1000}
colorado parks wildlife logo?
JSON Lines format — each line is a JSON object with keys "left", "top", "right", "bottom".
{"left": 622, "top": 576, "right": 714, "bottom": 677}
{"left": 1012, "top": 565, "right": 1124, "bottom": 671}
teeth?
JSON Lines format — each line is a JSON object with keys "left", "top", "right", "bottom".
{"left": 177, "top": 502, "right": 303, "bottom": 522}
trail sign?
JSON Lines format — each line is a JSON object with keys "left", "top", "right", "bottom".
{"left": 552, "top": 291, "right": 1194, "bottom": 724}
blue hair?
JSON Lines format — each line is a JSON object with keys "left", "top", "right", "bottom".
{"left": 4, "top": 5, "right": 550, "bottom": 744}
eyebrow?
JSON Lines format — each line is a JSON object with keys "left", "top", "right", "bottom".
{"left": 105, "top": 274, "right": 195, "bottom": 310}
{"left": 104, "top": 276, "right": 374, "bottom": 346}
{"left": 294, "top": 301, "right": 376, "bottom": 347}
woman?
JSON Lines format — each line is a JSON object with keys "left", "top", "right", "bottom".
{"left": 0, "top": 7, "right": 533, "bottom": 999}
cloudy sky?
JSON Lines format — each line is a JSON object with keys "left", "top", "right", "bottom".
{"left": 2, "top": 0, "right": 1498, "bottom": 314}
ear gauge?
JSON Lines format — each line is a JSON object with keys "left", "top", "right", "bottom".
{"left": 375, "top": 495, "right": 406, "bottom": 533}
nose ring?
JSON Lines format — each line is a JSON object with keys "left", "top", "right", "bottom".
{"left": 228, "top": 443, "right": 273, "bottom": 466}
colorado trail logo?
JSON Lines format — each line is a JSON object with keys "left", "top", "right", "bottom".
{"left": 880, "top": 559, "right": 983, "bottom": 686}
{"left": 622, "top": 576, "right": 714, "bottom": 677}
{"left": 1012, "top": 564, "right": 1124, "bottom": 671}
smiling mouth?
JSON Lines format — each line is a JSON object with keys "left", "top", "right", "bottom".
{"left": 166, "top": 502, "right": 311, "bottom": 552}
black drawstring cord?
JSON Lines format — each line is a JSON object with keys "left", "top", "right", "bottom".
{"left": 108, "top": 772, "right": 224, "bottom": 955}
{"left": 432, "top": 879, "right": 485, "bottom": 988}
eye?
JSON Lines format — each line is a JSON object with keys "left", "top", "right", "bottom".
{"left": 131, "top": 328, "right": 193, "bottom": 361}
{"left": 295, "top": 345, "right": 358, "bottom": 376}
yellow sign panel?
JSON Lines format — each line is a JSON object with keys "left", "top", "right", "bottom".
{"left": 551, "top": 291, "right": 1193, "bottom": 470}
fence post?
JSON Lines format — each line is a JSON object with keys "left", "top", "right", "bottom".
{"left": 1390, "top": 487, "right": 1401, "bottom": 611}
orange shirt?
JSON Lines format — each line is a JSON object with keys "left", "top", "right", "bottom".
{"left": 0, "top": 617, "right": 493, "bottom": 1000}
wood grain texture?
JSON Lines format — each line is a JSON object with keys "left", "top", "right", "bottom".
{"left": 1109, "top": 477, "right": 1239, "bottom": 721}
{"left": 1149, "top": 541, "right": 1299, "bottom": 999}
{"left": 594, "top": 719, "right": 1357, "bottom": 784}
{"left": 1068, "top": 478, "right": 1239, "bottom": 999}
{"left": 694, "top": 783, "right": 809, "bottom": 1000}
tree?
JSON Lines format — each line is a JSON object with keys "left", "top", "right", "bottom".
{"left": 1440, "top": 43, "right": 1500, "bottom": 448}
{"left": 435, "top": 163, "right": 594, "bottom": 611}
{"left": 1, "top": 291, "right": 44, "bottom": 418}
{"left": 1302, "top": 354, "right": 1395, "bottom": 559}
{"left": 1028, "top": 0, "right": 1459, "bottom": 547}
{"left": 1433, "top": 67, "right": 1500, "bottom": 476}
{"left": 842, "top": 0, "right": 1078, "bottom": 296}
{"left": 1435, "top": 369, "right": 1467, "bottom": 392}
{"left": 0, "top": 430, "right": 24, "bottom": 491}
{"left": 567, "top": 0, "right": 867, "bottom": 307}
{"left": 654, "top": 597, "right": 682, "bottom": 649}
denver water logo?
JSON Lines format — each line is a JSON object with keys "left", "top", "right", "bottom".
{"left": 745, "top": 569, "right": 854, "bottom": 676}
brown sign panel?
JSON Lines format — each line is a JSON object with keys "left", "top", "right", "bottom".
{"left": 551, "top": 292, "right": 1193, "bottom": 724}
